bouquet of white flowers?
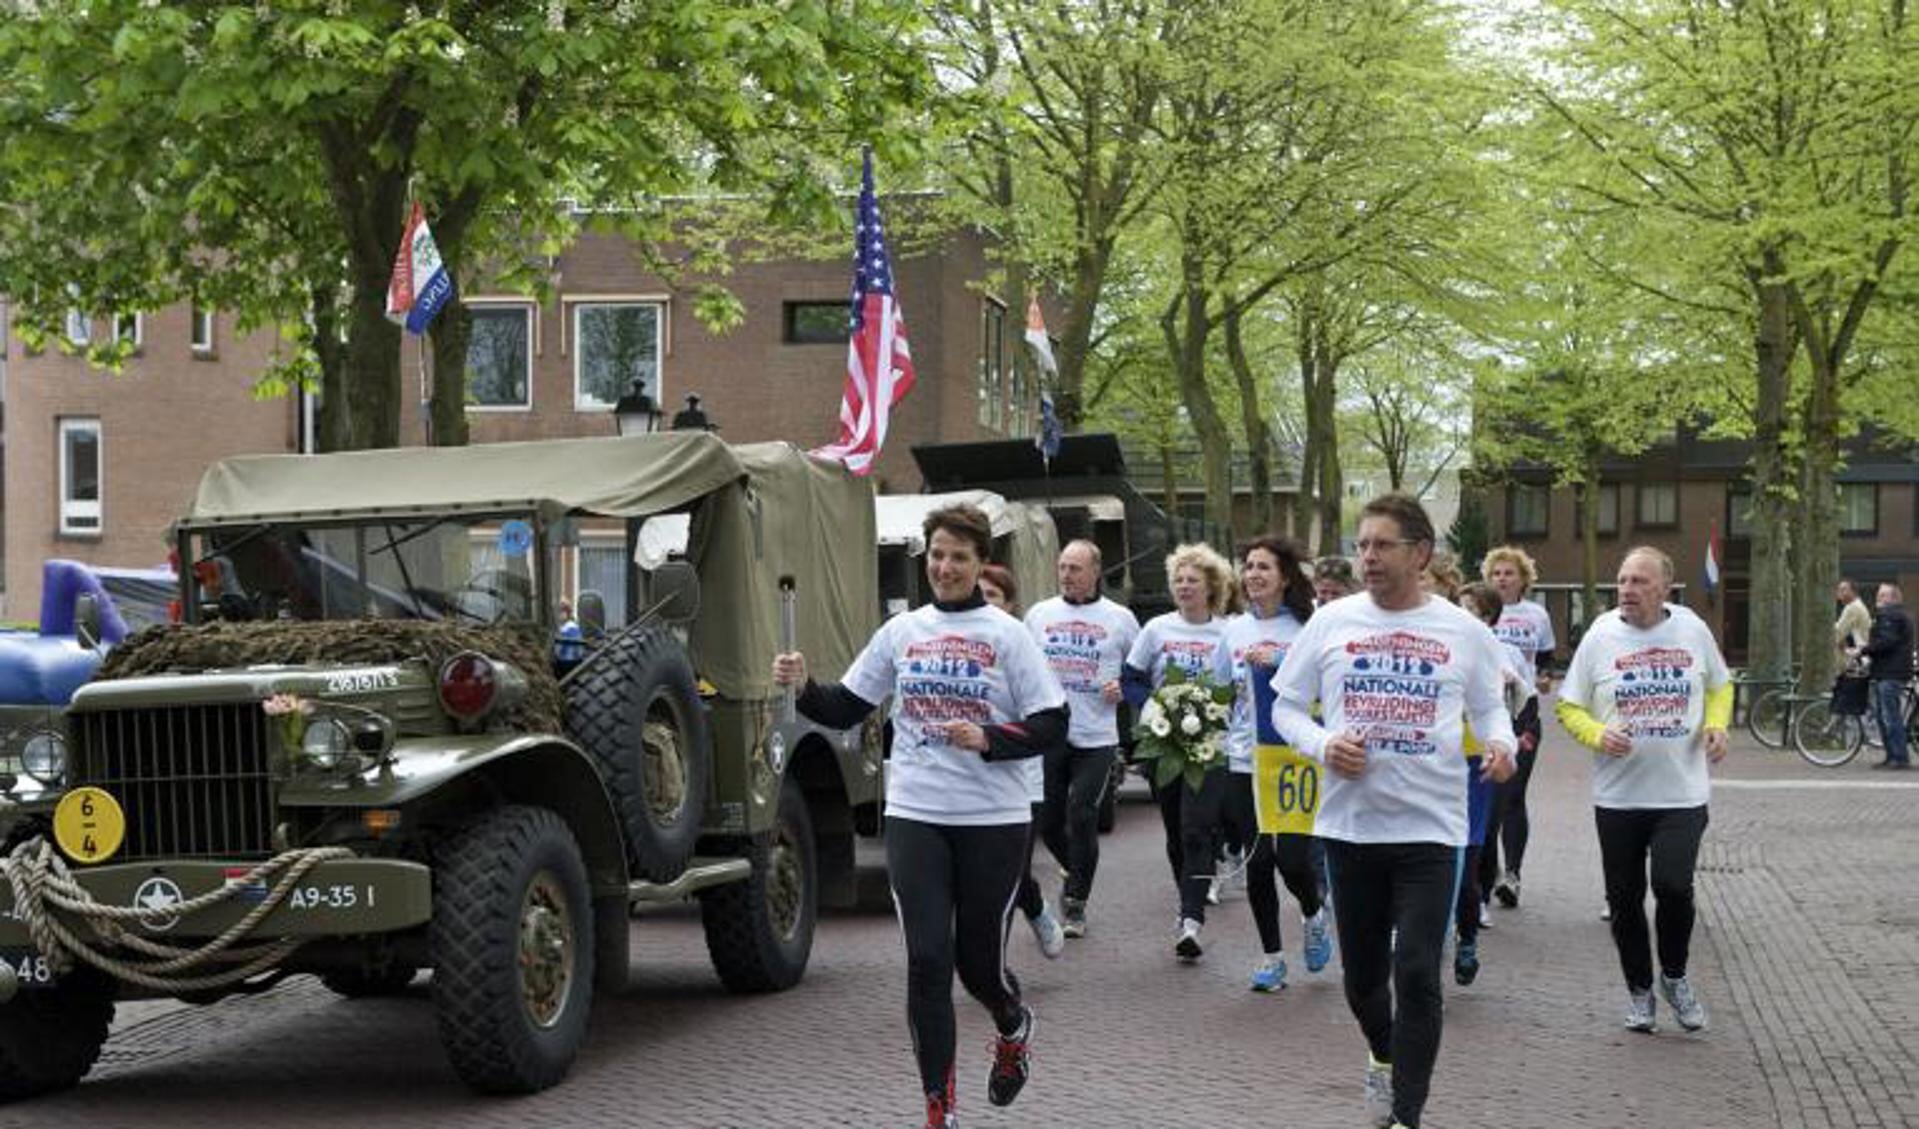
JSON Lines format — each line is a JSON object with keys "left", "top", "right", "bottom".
{"left": 1133, "top": 666, "right": 1236, "bottom": 793}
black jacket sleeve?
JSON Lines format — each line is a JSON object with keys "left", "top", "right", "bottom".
{"left": 981, "top": 705, "right": 1069, "bottom": 762}
{"left": 795, "top": 680, "right": 879, "bottom": 729}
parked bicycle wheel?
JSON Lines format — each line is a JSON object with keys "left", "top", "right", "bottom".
{"left": 1747, "top": 686, "right": 1790, "bottom": 749}
{"left": 1792, "top": 699, "right": 1866, "bottom": 767}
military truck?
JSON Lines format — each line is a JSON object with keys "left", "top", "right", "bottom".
{"left": 0, "top": 433, "right": 882, "bottom": 1099}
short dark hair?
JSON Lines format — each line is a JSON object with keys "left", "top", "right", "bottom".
{"left": 1313, "top": 556, "right": 1355, "bottom": 584}
{"left": 924, "top": 502, "right": 994, "bottom": 560}
{"left": 1360, "top": 492, "right": 1436, "bottom": 546}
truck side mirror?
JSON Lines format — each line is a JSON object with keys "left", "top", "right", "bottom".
{"left": 650, "top": 561, "right": 700, "bottom": 625}
{"left": 74, "top": 592, "right": 103, "bottom": 650}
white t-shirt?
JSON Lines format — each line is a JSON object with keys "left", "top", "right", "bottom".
{"left": 1269, "top": 594, "right": 1516, "bottom": 847}
{"left": 1025, "top": 596, "right": 1141, "bottom": 748}
{"left": 1493, "top": 598, "right": 1556, "bottom": 685}
{"left": 843, "top": 603, "right": 1067, "bottom": 826}
{"left": 1558, "top": 607, "right": 1730, "bottom": 810}
{"left": 1127, "top": 612, "right": 1226, "bottom": 685}
{"left": 1212, "top": 607, "right": 1306, "bottom": 773}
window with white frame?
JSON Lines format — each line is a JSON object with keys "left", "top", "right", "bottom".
{"left": 64, "top": 309, "right": 91, "bottom": 346}
{"left": 574, "top": 302, "right": 663, "bottom": 410}
{"left": 465, "top": 305, "right": 533, "bottom": 409}
{"left": 577, "top": 539, "right": 629, "bottom": 630}
{"left": 190, "top": 304, "right": 216, "bottom": 353}
{"left": 1636, "top": 481, "right": 1678, "bottom": 528}
{"left": 113, "top": 312, "right": 142, "bottom": 349}
{"left": 59, "top": 418, "right": 102, "bottom": 535}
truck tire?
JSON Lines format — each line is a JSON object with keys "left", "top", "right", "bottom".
{"left": 698, "top": 775, "right": 817, "bottom": 993}
{"left": 320, "top": 965, "right": 417, "bottom": 999}
{"left": 565, "top": 627, "right": 711, "bottom": 883}
{"left": 431, "top": 806, "right": 595, "bottom": 1095}
{"left": 0, "top": 967, "right": 115, "bottom": 1101}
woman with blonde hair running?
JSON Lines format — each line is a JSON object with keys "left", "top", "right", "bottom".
{"left": 1122, "top": 542, "right": 1235, "bottom": 960}
{"left": 1479, "top": 545, "right": 1555, "bottom": 911}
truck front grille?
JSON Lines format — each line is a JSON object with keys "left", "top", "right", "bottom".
{"left": 75, "top": 704, "right": 280, "bottom": 860}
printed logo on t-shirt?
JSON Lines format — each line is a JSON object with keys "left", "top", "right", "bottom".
{"left": 1161, "top": 639, "right": 1216, "bottom": 676}
{"left": 1611, "top": 647, "right": 1696, "bottom": 739}
{"left": 1238, "top": 640, "right": 1289, "bottom": 671}
{"left": 1040, "top": 620, "right": 1113, "bottom": 694}
{"left": 1494, "top": 612, "right": 1542, "bottom": 652}
{"left": 899, "top": 635, "right": 998, "bottom": 724}
{"left": 1340, "top": 631, "right": 1452, "bottom": 757}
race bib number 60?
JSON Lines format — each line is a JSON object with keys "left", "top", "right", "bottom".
{"left": 1251, "top": 673, "right": 1319, "bottom": 835}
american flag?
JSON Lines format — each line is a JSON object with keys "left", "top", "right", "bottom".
{"left": 811, "top": 150, "right": 916, "bottom": 476}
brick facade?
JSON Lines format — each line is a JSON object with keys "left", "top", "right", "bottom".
{"left": 3, "top": 222, "right": 1030, "bottom": 622}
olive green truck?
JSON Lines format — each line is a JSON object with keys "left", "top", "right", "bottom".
{"left": 0, "top": 433, "right": 883, "bottom": 1098}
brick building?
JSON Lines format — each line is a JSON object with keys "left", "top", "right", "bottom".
{"left": 1, "top": 218, "right": 1039, "bottom": 622}
{"left": 1476, "top": 426, "right": 1919, "bottom": 664}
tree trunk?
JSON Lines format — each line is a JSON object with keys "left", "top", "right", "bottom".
{"left": 428, "top": 301, "right": 473, "bottom": 446}
{"left": 1159, "top": 245, "right": 1234, "bottom": 534}
{"left": 1292, "top": 310, "right": 1318, "bottom": 548}
{"left": 1792, "top": 331, "right": 1846, "bottom": 694}
{"left": 1224, "top": 303, "right": 1275, "bottom": 534}
{"left": 1055, "top": 234, "right": 1116, "bottom": 429}
{"left": 1745, "top": 263, "right": 1796, "bottom": 681}
{"left": 344, "top": 277, "right": 404, "bottom": 449}
{"left": 1311, "top": 326, "right": 1342, "bottom": 552}
{"left": 311, "top": 280, "right": 351, "bottom": 453}
{"left": 1578, "top": 465, "right": 1600, "bottom": 637}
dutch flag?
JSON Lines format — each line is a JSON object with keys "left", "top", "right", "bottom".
{"left": 384, "top": 202, "right": 456, "bottom": 336}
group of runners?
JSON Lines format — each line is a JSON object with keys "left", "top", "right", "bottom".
{"left": 772, "top": 492, "right": 1732, "bottom": 1129}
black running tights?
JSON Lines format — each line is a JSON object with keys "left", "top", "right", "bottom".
{"left": 1595, "top": 804, "right": 1709, "bottom": 992}
{"left": 887, "top": 817, "right": 1030, "bottom": 1097}
{"left": 1040, "top": 743, "right": 1117, "bottom": 903}
{"left": 1325, "top": 839, "right": 1461, "bottom": 1129}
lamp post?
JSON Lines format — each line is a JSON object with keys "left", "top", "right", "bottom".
{"left": 612, "top": 379, "right": 663, "bottom": 436}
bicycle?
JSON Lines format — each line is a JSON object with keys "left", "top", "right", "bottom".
{"left": 1742, "top": 679, "right": 1798, "bottom": 748}
{"left": 1792, "top": 695, "right": 1868, "bottom": 766}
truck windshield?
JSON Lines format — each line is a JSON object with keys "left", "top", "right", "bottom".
{"left": 186, "top": 514, "right": 543, "bottom": 625}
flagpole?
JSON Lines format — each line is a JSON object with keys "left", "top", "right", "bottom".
{"left": 418, "top": 333, "right": 432, "bottom": 446}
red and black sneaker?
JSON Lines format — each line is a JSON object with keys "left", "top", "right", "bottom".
{"left": 922, "top": 1066, "right": 958, "bottom": 1128}
{"left": 986, "top": 1005, "right": 1034, "bottom": 1107}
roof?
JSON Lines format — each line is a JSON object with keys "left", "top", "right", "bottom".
{"left": 186, "top": 432, "right": 744, "bottom": 525}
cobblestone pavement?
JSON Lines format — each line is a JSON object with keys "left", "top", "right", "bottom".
{"left": 5, "top": 718, "right": 1915, "bottom": 1129}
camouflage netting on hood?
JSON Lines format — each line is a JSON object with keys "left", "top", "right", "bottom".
{"left": 96, "top": 620, "right": 568, "bottom": 734}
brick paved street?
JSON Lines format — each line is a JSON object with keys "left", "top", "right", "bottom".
{"left": 5, "top": 718, "right": 1916, "bottom": 1129}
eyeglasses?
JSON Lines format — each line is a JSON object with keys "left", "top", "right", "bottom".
{"left": 1354, "top": 538, "right": 1421, "bottom": 553}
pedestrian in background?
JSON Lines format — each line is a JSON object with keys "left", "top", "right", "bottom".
{"left": 981, "top": 563, "right": 1068, "bottom": 958}
{"left": 1850, "top": 582, "right": 1913, "bottom": 770}
{"left": 1834, "top": 580, "right": 1873, "bottom": 671}
{"left": 1025, "top": 540, "right": 1140, "bottom": 939}
{"left": 1479, "top": 546, "right": 1555, "bottom": 913}
{"left": 1556, "top": 546, "right": 1731, "bottom": 1035}
{"left": 1314, "top": 555, "right": 1359, "bottom": 606}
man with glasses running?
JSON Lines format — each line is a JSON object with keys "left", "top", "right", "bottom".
{"left": 1271, "top": 494, "right": 1516, "bottom": 1129}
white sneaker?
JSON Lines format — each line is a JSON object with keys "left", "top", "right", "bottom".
{"left": 1174, "top": 916, "right": 1204, "bottom": 962}
{"left": 1206, "top": 876, "right": 1223, "bottom": 906}
{"left": 1659, "top": 974, "right": 1708, "bottom": 1031}
{"left": 1624, "top": 987, "right": 1656, "bottom": 1032}
{"left": 1478, "top": 902, "right": 1494, "bottom": 930}
{"left": 1363, "top": 1056, "right": 1394, "bottom": 1127}
{"left": 1029, "top": 903, "right": 1065, "bottom": 959}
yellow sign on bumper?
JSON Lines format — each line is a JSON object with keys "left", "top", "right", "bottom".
{"left": 52, "top": 787, "right": 125, "bottom": 864}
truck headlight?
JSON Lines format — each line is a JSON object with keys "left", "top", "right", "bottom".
{"left": 300, "top": 718, "right": 352, "bottom": 770}
{"left": 21, "top": 731, "right": 67, "bottom": 786}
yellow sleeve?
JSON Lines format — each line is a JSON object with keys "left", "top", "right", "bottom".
{"left": 1703, "top": 682, "right": 1733, "bottom": 731}
{"left": 1555, "top": 697, "right": 1607, "bottom": 751}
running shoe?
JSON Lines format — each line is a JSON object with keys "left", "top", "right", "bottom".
{"left": 1478, "top": 901, "right": 1494, "bottom": 930}
{"left": 1454, "top": 939, "right": 1479, "bottom": 986}
{"left": 987, "top": 1006, "right": 1034, "bottom": 1107}
{"left": 1249, "top": 952, "right": 1287, "bottom": 992}
{"left": 1494, "top": 870, "right": 1521, "bottom": 908}
{"left": 1363, "top": 1056, "right": 1394, "bottom": 1128}
{"left": 1175, "top": 916, "right": 1204, "bottom": 962}
{"left": 1206, "top": 876, "right": 1223, "bottom": 906}
{"left": 1659, "top": 974, "right": 1709, "bottom": 1031}
{"left": 1624, "top": 987, "right": 1656, "bottom": 1033}
{"left": 922, "top": 1093, "right": 958, "bottom": 1128}
{"left": 1060, "top": 897, "right": 1087, "bottom": 939}
{"left": 1029, "top": 903, "right": 1065, "bottom": 959}
{"left": 1303, "top": 908, "right": 1334, "bottom": 973}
